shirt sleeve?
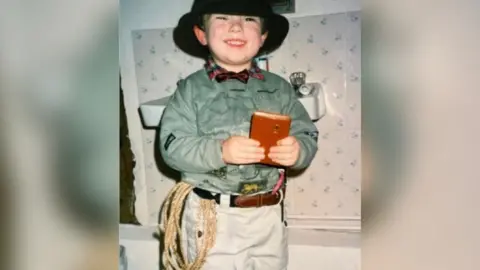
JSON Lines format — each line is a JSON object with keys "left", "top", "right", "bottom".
{"left": 282, "top": 80, "right": 319, "bottom": 170}
{"left": 159, "top": 79, "right": 226, "bottom": 174}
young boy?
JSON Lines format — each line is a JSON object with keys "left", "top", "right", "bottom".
{"left": 159, "top": 0, "right": 318, "bottom": 269}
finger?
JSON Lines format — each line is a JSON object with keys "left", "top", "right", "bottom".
{"left": 268, "top": 152, "right": 289, "bottom": 160}
{"left": 240, "top": 146, "right": 265, "bottom": 154}
{"left": 269, "top": 145, "right": 293, "bottom": 154}
{"left": 238, "top": 152, "right": 265, "bottom": 160}
{"left": 277, "top": 136, "right": 295, "bottom": 146}
{"left": 269, "top": 154, "right": 294, "bottom": 165}
{"left": 271, "top": 159, "right": 294, "bottom": 167}
{"left": 241, "top": 138, "right": 261, "bottom": 146}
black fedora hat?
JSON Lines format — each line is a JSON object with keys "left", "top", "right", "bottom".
{"left": 173, "top": 0, "right": 290, "bottom": 59}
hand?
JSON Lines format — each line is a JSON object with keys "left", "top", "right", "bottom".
{"left": 268, "top": 136, "right": 300, "bottom": 167}
{"left": 221, "top": 136, "right": 265, "bottom": 165}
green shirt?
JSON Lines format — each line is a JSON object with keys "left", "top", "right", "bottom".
{"left": 159, "top": 68, "right": 318, "bottom": 195}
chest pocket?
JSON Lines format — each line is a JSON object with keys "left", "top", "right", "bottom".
{"left": 196, "top": 89, "right": 256, "bottom": 137}
{"left": 253, "top": 88, "right": 282, "bottom": 113}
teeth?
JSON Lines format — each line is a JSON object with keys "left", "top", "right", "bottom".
{"left": 226, "top": 40, "right": 245, "bottom": 45}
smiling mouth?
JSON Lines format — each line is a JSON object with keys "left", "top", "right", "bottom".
{"left": 224, "top": 39, "right": 246, "bottom": 47}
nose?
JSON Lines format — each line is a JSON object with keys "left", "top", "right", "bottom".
{"left": 229, "top": 16, "right": 243, "bottom": 33}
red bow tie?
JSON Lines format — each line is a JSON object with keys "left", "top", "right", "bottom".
{"left": 215, "top": 70, "right": 250, "bottom": 84}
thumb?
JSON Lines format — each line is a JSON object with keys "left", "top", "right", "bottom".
{"left": 277, "top": 136, "right": 293, "bottom": 146}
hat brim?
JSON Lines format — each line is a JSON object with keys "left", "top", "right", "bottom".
{"left": 173, "top": 12, "right": 289, "bottom": 59}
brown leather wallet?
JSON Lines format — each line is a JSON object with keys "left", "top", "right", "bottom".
{"left": 249, "top": 111, "right": 291, "bottom": 166}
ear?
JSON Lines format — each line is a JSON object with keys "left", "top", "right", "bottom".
{"left": 193, "top": 25, "right": 208, "bottom": 45}
{"left": 260, "top": 31, "right": 268, "bottom": 46}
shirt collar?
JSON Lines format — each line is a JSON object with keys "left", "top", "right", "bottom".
{"left": 204, "top": 57, "right": 265, "bottom": 81}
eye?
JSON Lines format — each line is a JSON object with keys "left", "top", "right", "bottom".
{"left": 215, "top": 16, "right": 228, "bottom": 20}
{"left": 245, "top": 17, "right": 258, "bottom": 22}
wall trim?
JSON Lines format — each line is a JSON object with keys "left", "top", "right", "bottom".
{"left": 287, "top": 215, "right": 361, "bottom": 233}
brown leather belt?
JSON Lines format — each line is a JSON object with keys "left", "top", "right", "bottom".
{"left": 192, "top": 187, "right": 284, "bottom": 208}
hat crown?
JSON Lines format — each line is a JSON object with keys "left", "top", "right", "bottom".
{"left": 190, "top": 0, "right": 273, "bottom": 17}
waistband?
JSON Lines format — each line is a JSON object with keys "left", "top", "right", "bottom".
{"left": 192, "top": 187, "right": 285, "bottom": 208}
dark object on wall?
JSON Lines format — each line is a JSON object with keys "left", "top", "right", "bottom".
{"left": 268, "top": 0, "right": 295, "bottom": 14}
{"left": 120, "top": 76, "right": 140, "bottom": 224}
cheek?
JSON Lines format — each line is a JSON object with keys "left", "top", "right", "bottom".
{"left": 245, "top": 28, "right": 264, "bottom": 46}
{"left": 206, "top": 28, "right": 224, "bottom": 45}
{"left": 246, "top": 34, "right": 263, "bottom": 48}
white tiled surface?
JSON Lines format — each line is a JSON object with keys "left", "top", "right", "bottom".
{"left": 130, "top": 11, "right": 361, "bottom": 226}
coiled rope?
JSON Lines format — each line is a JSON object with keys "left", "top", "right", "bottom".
{"left": 159, "top": 182, "right": 217, "bottom": 270}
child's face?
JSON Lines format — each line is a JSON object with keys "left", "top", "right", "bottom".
{"left": 194, "top": 14, "right": 268, "bottom": 71}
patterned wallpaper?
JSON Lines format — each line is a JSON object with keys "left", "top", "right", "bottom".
{"left": 132, "top": 11, "right": 361, "bottom": 225}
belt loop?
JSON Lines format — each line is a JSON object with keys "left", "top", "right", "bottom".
{"left": 219, "top": 194, "right": 231, "bottom": 208}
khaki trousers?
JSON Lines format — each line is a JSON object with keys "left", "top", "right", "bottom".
{"left": 181, "top": 191, "right": 289, "bottom": 270}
